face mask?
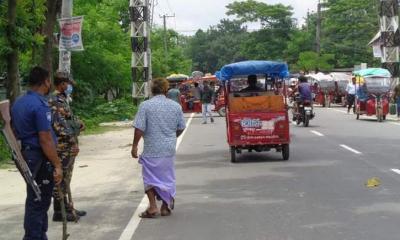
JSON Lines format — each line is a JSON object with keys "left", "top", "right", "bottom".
{"left": 65, "top": 84, "right": 73, "bottom": 95}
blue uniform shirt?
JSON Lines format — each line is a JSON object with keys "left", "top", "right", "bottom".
{"left": 11, "top": 90, "right": 57, "bottom": 149}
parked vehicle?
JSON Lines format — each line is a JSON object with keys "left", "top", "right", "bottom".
{"left": 219, "top": 60, "right": 291, "bottom": 163}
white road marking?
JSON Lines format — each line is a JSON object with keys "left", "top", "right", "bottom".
{"left": 118, "top": 113, "right": 195, "bottom": 240}
{"left": 310, "top": 130, "right": 324, "bottom": 137}
{"left": 391, "top": 169, "right": 400, "bottom": 175}
{"left": 389, "top": 122, "right": 400, "bottom": 126}
{"left": 340, "top": 144, "right": 362, "bottom": 155}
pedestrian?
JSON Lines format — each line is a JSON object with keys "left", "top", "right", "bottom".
{"left": 191, "top": 82, "right": 201, "bottom": 101}
{"left": 346, "top": 77, "right": 357, "bottom": 113}
{"left": 131, "top": 78, "right": 186, "bottom": 218}
{"left": 201, "top": 81, "right": 215, "bottom": 124}
{"left": 393, "top": 82, "right": 400, "bottom": 119}
{"left": 167, "top": 83, "right": 181, "bottom": 104}
{"left": 11, "top": 66, "right": 63, "bottom": 240}
{"left": 49, "top": 72, "right": 86, "bottom": 222}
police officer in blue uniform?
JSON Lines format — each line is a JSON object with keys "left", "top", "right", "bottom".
{"left": 11, "top": 66, "right": 63, "bottom": 240}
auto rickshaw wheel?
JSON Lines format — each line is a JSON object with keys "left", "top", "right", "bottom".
{"left": 282, "top": 144, "right": 290, "bottom": 161}
{"left": 356, "top": 114, "right": 360, "bottom": 120}
{"left": 230, "top": 147, "right": 237, "bottom": 163}
{"left": 383, "top": 115, "right": 386, "bottom": 120}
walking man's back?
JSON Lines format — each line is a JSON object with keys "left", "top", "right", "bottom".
{"left": 201, "top": 81, "right": 214, "bottom": 124}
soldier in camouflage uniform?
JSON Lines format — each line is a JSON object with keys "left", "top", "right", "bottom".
{"left": 49, "top": 72, "right": 86, "bottom": 222}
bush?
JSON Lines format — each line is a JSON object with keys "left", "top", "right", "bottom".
{"left": 0, "top": 134, "right": 11, "bottom": 165}
{"left": 72, "top": 97, "right": 138, "bottom": 132}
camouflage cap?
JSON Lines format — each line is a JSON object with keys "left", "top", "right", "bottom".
{"left": 54, "top": 71, "right": 73, "bottom": 86}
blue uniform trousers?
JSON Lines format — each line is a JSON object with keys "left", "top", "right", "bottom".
{"left": 22, "top": 148, "right": 54, "bottom": 240}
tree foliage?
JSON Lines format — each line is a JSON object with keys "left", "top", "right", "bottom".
{"left": 321, "top": 0, "right": 379, "bottom": 68}
{"left": 185, "top": 0, "right": 381, "bottom": 73}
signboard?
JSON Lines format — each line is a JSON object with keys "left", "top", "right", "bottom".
{"left": 59, "top": 16, "right": 84, "bottom": 51}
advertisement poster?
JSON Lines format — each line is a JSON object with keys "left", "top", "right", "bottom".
{"left": 59, "top": 16, "right": 84, "bottom": 51}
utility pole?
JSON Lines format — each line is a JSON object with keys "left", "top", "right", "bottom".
{"left": 160, "top": 14, "right": 175, "bottom": 61}
{"left": 58, "top": 0, "right": 73, "bottom": 74}
{"left": 379, "top": 0, "right": 400, "bottom": 85}
{"left": 6, "top": 0, "right": 19, "bottom": 103}
{"left": 130, "top": 0, "right": 151, "bottom": 104}
{"left": 316, "top": 0, "right": 321, "bottom": 56}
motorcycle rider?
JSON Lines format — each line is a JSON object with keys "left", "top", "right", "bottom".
{"left": 292, "top": 75, "right": 313, "bottom": 121}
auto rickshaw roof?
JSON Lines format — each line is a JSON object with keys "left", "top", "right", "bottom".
{"left": 166, "top": 74, "right": 189, "bottom": 82}
{"left": 306, "top": 72, "right": 334, "bottom": 81}
{"left": 219, "top": 60, "right": 289, "bottom": 81}
{"left": 353, "top": 68, "right": 391, "bottom": 78}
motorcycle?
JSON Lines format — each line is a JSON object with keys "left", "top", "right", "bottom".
{"left": 293, "top": 94, "right": 315, "bottom": 127}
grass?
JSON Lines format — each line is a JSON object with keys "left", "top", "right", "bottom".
{"left": 0, "top": 135, "right": 12, "bottom": 168}
{"left": 73, "top": 97, "right": 137, "bottom": 134}
{"left": 0, "top": 98, "right": 137, "bottom": 168}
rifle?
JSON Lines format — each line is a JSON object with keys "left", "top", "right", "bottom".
{"left": 57, "top": 184, "right": 70, "bottom": 240}
{"left": 0, "top": 100, "right": 41, "bottom": 201}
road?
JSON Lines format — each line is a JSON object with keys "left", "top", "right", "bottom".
{"left": 1, "top": 107, "right": 400, "bottom": 240}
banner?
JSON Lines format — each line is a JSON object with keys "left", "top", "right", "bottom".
{"left": 59, "top": 16, "right": 84, "bottom": 51}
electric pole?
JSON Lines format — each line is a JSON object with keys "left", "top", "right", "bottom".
{"left": 130, "top": 0, "right": 151, "bottom": 104}
{"left": 160, "top": 14, "right": 175, "bottom": 61}
{"left": 379, "top": 0, "right": 400, "bottom": 85}
{"left": 316, "top": 0, "right": 321, "bottom": 55}
{"left": 58, "top": 0, "right": 73, "bottom": 74}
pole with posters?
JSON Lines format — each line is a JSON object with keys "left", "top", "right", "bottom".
{"left": 59, "top": 0, "right": 73, "bottom": 74}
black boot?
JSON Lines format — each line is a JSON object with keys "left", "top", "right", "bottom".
{"left": 53, "top": 211, "right": 80, "bottom": 222}
{"left": 73, "top": 209, "right": 87, "bottom": 217}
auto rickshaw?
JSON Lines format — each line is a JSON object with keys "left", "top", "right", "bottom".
{"left": 177, "top": 75, "right": 226, "bottom": 115}
{"left": 331, "top": 72, "right": 352, "bottom": 107}
{"left": 353, "top": 68, "right": 391, "bottom": 122}
{"left": 307, "top": 73, "right": 336, "bottom": 107}
{"left": 219, "top": 61, "right": 290, "bottom": 163}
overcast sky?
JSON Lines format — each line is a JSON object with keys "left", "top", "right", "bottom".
{"left": 153, "top": 0, "right": 319, "bottom": 35}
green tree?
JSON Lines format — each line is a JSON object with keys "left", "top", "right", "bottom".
{"left": 295, "top": 51, "right": 335, "bottom": 72}
{"left": 226, "top": 0, "right": 295, "bottom": 62}
{"left": 322, "top": 0, "right": 379, "bottom": 67}
{"left": 185, "top": 19, "right": 248, "bottom": 73}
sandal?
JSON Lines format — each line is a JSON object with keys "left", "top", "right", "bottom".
{"left": 161, "top": 208, "right": 171, "bottom": 217}
{"left": 139, "top": 210, "right": 158, "bottom": 219}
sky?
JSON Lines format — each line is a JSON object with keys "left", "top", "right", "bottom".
{"left": 153, "top": 0, "right": 320, "bottom": 35}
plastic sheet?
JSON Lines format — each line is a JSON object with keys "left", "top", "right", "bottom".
{"left": 220, "top": 61, "right": 289, "bottom": 81}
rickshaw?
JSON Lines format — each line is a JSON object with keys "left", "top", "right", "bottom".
{"left": 307, "top": 73, "right": 336, "bottom": 107}
{"left": 353, "top": 68, "right": 391, "bottom": 122}
{"left": 219, "top": 61, "right": 290, "bottom": 163}
{"left": 330, "top": 72, "right": 352, "bottom": 107}
{"left": 175, "top": 75, "right": 226, "bottom": 115}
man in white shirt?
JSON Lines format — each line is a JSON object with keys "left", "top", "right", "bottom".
{"left": 346, "top": 77, "right": 357, "bottom": 113}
